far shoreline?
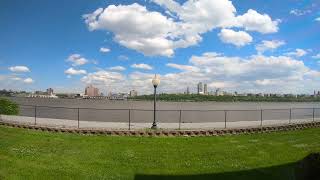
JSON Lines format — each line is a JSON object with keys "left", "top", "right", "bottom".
{"left": 3, "top": 96, "right": 320, "bottom": 103}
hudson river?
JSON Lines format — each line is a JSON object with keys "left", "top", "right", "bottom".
{"left": 5, "top": 97, "right": 320, "bottom": 125}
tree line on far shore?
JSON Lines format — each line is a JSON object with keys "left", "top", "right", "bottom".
{"left": 128, "top": 94, "right": 320, "bottom": 102}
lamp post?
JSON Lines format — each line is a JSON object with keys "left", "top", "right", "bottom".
{"left": 151, "top": 74, "right": 160, "bottom": 129}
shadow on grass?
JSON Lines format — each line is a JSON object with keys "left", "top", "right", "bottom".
{"left": 135, "top": 153, "right": 320, "bottom": 180}
{"left": 134, "top": 162, "right": 298, "bottom": 180}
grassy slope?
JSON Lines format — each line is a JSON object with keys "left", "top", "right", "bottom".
{"left": 0, "top": 126, "right": 319, "bottom": 180}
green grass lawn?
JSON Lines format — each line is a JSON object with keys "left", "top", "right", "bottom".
{"left": 0, "top": 125, "right": 319, "bottom": 180}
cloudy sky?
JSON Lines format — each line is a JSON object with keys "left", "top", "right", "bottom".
{"left": 1, "top": 0, "right": 320, "bottom": 94}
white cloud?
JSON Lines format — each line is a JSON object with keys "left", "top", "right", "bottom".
{"left": 67, "top": 54, "right": 89, "bottom": 66}
{"left": 312, "top": 53, "right": 320, "bottom": 59}
{"left": 131, "top": 63, "right": 153, "bottom": 70}
{"left": 208, "top": 81, "right": 236, "bottom": 89}
{"left": 255, "top": 79, "right": 281, "bottom": 86}
{"left": 84, "top": 3, "right": 176, "bottom": 57}
{"left": 255, "top": 40, "right": 285, "bottom": 53}
{"left": 76, "top": 52, "right": 320, "bottom": 94}
{"left": 118, "top": 55, "right": 129, "bottom": 61}
{"left": 316, "top": 17, "right": 320, "bottom": 21}
{"left": 100, "top": 47, "right": 110, "bottom": 53}
{"left": 84, "top": 1, "right": 279, "bottom": 56}
{"left": 285, "top": 49, "right": 307, "bottom": 57}
{"left": 218, "top": 29, "right": 252, "bottom": 47}
{"left": 235, "top": 9, "right": 280, "bottom": 34}
{"left": 109, "top": 66, "right": 126, "bottom": 71}
{"left": 290, "top": 9, "right": 312, "bottom": 16}
{"left": 11, "top": 77, "right": 22, "bottom": 81}
{"left": 166, "top": 63, "right": 200, "bottom": 72}
{"left": 23, "top": 78, "right": 34, "bottom": 84}
{"left": 81, "top": 70, "right": 124, "bottom": 85}
{"left": 8, "top": 66, "right": 30, "bottom": 73}
{"left": 64, "top": 68, "right": 87, "bottom": 75}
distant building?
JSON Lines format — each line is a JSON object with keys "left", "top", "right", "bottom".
{"left": 215, "top": 88, "right": 224, "bottom": 96}
{"left": 129, "top": 90, "right": 138, "bottom": 97}
{"left": 29, "top": 89, "right": 58, "bottom": 98}
{"left": 85, "top": 85, "right": 99, "bottom": 97}
{"left": 46, "top": 88, "right": 54, "bottom": 95}
{"left": 108, "top": 93, "right": 128, "bottom": 100}
{"left": 204, "top": 84, "right": 208, "bottom": 95}
{"left": 186, "top": 87, "right": 190, "bottom": 94}
{"left": 197, "top": 82, "right": 203, "bottom": 94}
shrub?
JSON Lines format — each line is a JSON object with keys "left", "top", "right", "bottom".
{"left": 0, "top": 98, "right": 19, "bottom": 115}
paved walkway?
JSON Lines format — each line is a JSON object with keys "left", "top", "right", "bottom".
{"left": 0, "top": 115, "right": 318, "bottom": 130}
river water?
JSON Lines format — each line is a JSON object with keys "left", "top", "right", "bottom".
{"left": 6, "top": 97, "right": 320, "bottom": 124}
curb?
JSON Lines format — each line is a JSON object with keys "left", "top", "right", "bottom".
{"left": 0, "top": 121, "right": 319, "bottom": 137}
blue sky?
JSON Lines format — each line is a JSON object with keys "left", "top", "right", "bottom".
{"left": 0, "top": 0, "right": 320, "bottom": 94}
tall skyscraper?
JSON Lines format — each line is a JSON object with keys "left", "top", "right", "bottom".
{"left": 186, "top": 87, "right": 190, "bottom": 94}
{"left": 204, "top": 84, "right": 208, "bottom": 95}
{"left": 197, "top": 82, "right": 203, "bottom": 94}
{"left": 85, "top": 85, "right": 99, "bottom": 97}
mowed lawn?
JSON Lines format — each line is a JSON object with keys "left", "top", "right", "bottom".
{"left": 0, "top": 126, "right": 320, "bottom": 180}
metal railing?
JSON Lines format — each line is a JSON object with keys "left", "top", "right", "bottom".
{"left": 0, "top": 104, "right": 319, "bottom": 130}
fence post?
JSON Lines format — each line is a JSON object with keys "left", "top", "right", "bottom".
{"left": 34, "top": 105, "right": 37, "bottom": 125}
{"left": 128, "top": 109, "right": 131, "bottom": 130}
{"left": 77, "top": 108, "right": 80, "bottom": 128}
{"left": 313, "top": 108, "right": 315, "bottom": 122}
{"left": 289, "top": 108, "right": 292, "bottom": 124}
{"left": 179, "top": 110, "right": 182, "bottom": 130}
{"left": 224, "top": 110, "right": 227, "bottom": 128}
{"left": 260, "top": 109, "right": 263, "bottom": 127}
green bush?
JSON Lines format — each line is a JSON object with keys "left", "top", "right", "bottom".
{"left": 0, "top": 98, "right": 19, "bottom": 115}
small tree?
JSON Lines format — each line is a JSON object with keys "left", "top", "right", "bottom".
{"left": 0, "top": 98, "right": 19, "bottom": 115}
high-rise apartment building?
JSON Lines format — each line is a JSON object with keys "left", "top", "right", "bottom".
{"left": 85, "top": 85, "right": 99, "bottom": 97}
{"left": 186, "top": 87, "right": 190, "bottom": 94}
{"left": 204, "top": 84, "right": 208, "bottom": 95}
{"left": 197, "top": 82, "right": 203, "bottom": 94}
{"left": 129, "top": 90, "right": 138, "bottom": 97}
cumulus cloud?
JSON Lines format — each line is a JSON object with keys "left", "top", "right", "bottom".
{"left": 8, "top": 66, "right": 30, "bottom": 73}
{"left": 312, "top": 53, "right": 320, "bottom": 59}
{"left": 67, "top": 54, "right": 89, "bottom": 66}
{"left": 23, "top": 78, "right": 34, "bottom": 84}
{"left": 255, "top": 40, "right": 285, "bottom": 53}
{"left": 131, "top": 63, "right": 153, "bottom": 70}
{"left": 84, "top": 1, "right": 279, "bottom": 56}
{"left": 316, "top": 17, "right": 320, "bottom": 21}
{"left": 109, "top": 66, "right": 126, "bottom": 71}
{"left": 218, "top": 29, "right": 252, "bottom": 47}
{"left": 236, "top": 9, "right": 280, "bottom": 34}
{"left": 81, "top": 70, "right": 124, "bottom": 85}
{"left": 64, "top": 68, "right": 87, "bottom": 75}
{"left": 100, "top": 47, "right": 110, "bottom": 53}
{"left": 84, "top": 3, "right": 176, "bottom": 57}
{"left": 285, "top": 49, "right": 307, "bottom": 57}
{"left": 78, "top": 52, "right": 320, "bottom": 94}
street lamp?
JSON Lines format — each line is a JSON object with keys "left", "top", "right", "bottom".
{"left": 151, "top": 74, "right": 160, "bottom": 129}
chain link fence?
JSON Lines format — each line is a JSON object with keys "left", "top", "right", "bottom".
{"left": 0, "top": 105, "right": 319, "bottom": 130}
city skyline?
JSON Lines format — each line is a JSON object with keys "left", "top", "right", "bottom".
{"left": 1, "top": 0, "right": 320, "bottom": 94}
